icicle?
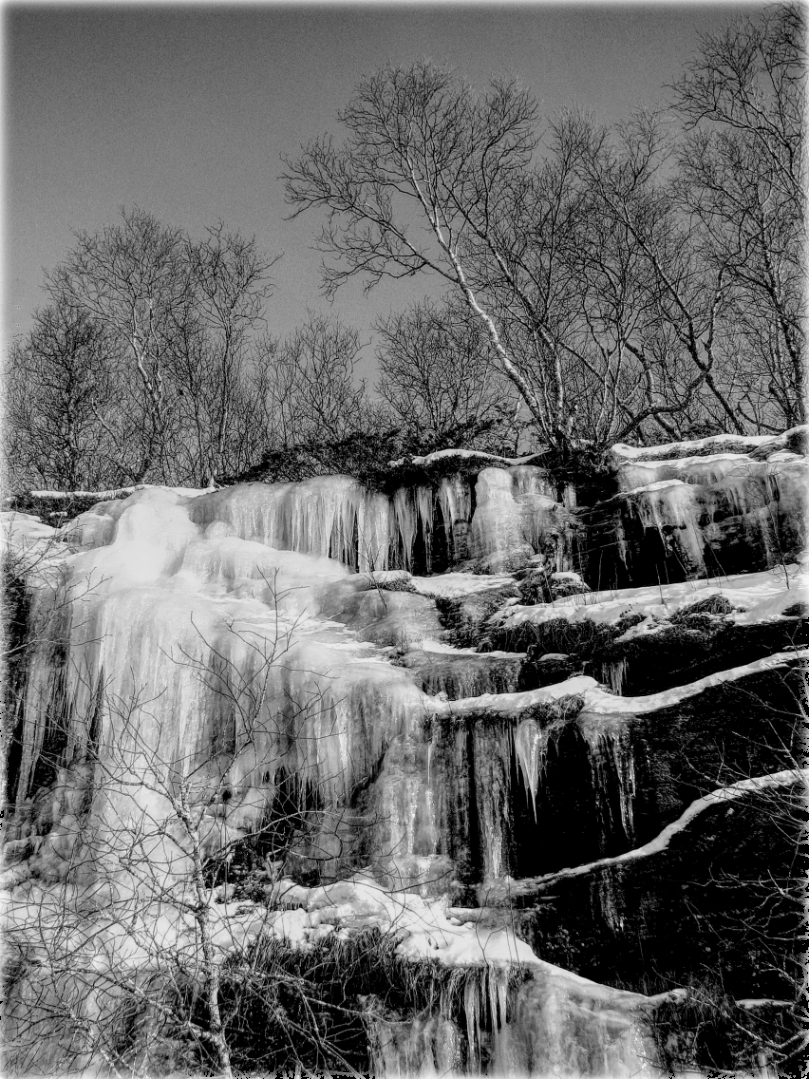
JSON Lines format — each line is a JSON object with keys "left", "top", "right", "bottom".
{"left": 631, "top": 480, "right": 705, "bottom": 575}
{"left": 601, "top": 658, "right": 627, "bottom": 695}
{"left": 437, "top": 475, "right": 473, "bottom": 563}
{"left": 579, "top": 720, "right": 636, "bottom": 852}
{"left": 595, "top": 871, "right": 625, "bottom": 932}
{"left": 513, "top": 717, "right": 546, "bottom": 822}
{"left": 612, "top": 732, "right": 636, "bottom": 844}
{"left": 464, "top": 974, "right": 481, "bottom": 1070}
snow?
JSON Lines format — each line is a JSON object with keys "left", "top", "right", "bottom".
{"left": 735, "top": 998, "right": 794, "bottom": 1009}
{"left": 430, "top": 676, "right": 599, "bottom": 719}
{"left": 27, "top": 483, "right": 214, "bottom": 500}
{"left": 1, "top": 511, "right": 73, "bottom": 580}
{"left": 362, "top": 568, "right": 413, "bottom": 587}
{"left": 418, "top": 638, "right": 526, "bottom": 660}
{"left": 494, "top": 564, "right": 806, "bottom": 632}
{"left": 613, "top": 615, "right": 668, "bottom": 644}
{"left": 579, "top": 650, "right": 808, "bottom": 715}
{"left": 617, "top": 450, "right": 803, "bottom": 492}
{"left": 388, "top": 447, "right": 543, "bottom": 468}
{"left": 422, "top": 649, "right": 805, "bottom": 725}
{"left": 610, "top": 425, "right": 806, "bottom": 462}
{"left": 1, "top": 510, "right": 58, "bottom": 542}
{"left": 410, "top": 571, "right": 515, "bottom": 598}
{"left": 732, "top": 580, "right": 809, "bottom": 623}
{"left": 614, "top": 451, "right": 808, "bottom": 507}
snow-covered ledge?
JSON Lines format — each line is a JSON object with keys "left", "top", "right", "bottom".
{"left": 478, "top": 767, "right": 807, "bottom": 905}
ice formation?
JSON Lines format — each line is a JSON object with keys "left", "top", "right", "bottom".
{"left": 3, "top": 430, "right": 806, "bottom": 1077}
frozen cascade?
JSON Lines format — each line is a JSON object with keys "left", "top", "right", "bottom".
{"left": 470, "top": 467, "right": 571, "bottom": 570}
{"left": 8, "top": 431, "right": 803, "bottom": 1077}
{"left": 10, "top": 487, "right": 439, "bottom": 886}
{"left": 179, "top": 466, "right": 573, "bottom": 574}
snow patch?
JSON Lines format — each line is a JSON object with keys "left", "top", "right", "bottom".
{"left": 410, "top": 572, "right": 515, "bottom": 598}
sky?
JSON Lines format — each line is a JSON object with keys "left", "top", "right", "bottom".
{"left": 5, "top": 1, "right": 763, "bottom": 382}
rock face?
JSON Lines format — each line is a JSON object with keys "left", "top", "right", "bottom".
{"left": 2, "top": 428, "right": 806, "bottom": 1077}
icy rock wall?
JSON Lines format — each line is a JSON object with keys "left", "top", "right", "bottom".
{"left": 6, "top": 432, "right": 806, "bottom": 1078}
{"left": 584, "top": 444, "right": 807, "bottom": 588}
{"left": 422, "top": 707, "right": 638, "bottom": 887}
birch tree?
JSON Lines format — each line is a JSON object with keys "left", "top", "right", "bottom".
{"left": 283, "top": 63, "right": 580, "bottom": 451}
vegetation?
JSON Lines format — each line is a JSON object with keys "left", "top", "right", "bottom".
{"left": 284, "top": 5, "right": 805, "bottom": 455}
{"left": 4, "top": 6, "right": 805, "bottom": 495}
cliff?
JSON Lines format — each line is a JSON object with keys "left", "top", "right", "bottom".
{"left": 2, "top": 427, "right": 806, "bottom": 1077}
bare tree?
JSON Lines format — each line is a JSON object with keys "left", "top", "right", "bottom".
{"left": 282, "top": 63, "right": 575, "bottom": 447}
{"left": 282, "top": 63, "right": 724, "bottom": 453}
{"left": 175, "top": 223, "right": 279, "bottom": 483}
{"left": 4, "top": 305, "right": 125, "bottom": 492}
{"left": 567, "top": 111, "right": 751, "bottom": 439}
{"left": 27, "top": 209, "right": 278, "bottom": 489}
{"left": 46, "top": 208, "right": 193, "bottom": 483}
{"left": 375, "top": 297, "right": 522, "bottom": 447}
{"left": 263, "top": 312, "right": 368, "bottom": 445}
{"left": 671, "top": 3, "right": 806, "bottom": 428}
{"left": 284, "top": 29, "right": 805, "bottom": 453}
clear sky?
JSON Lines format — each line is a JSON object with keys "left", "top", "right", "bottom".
{"left": 5, "top": 1, "right": 762, "bottom": 381}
